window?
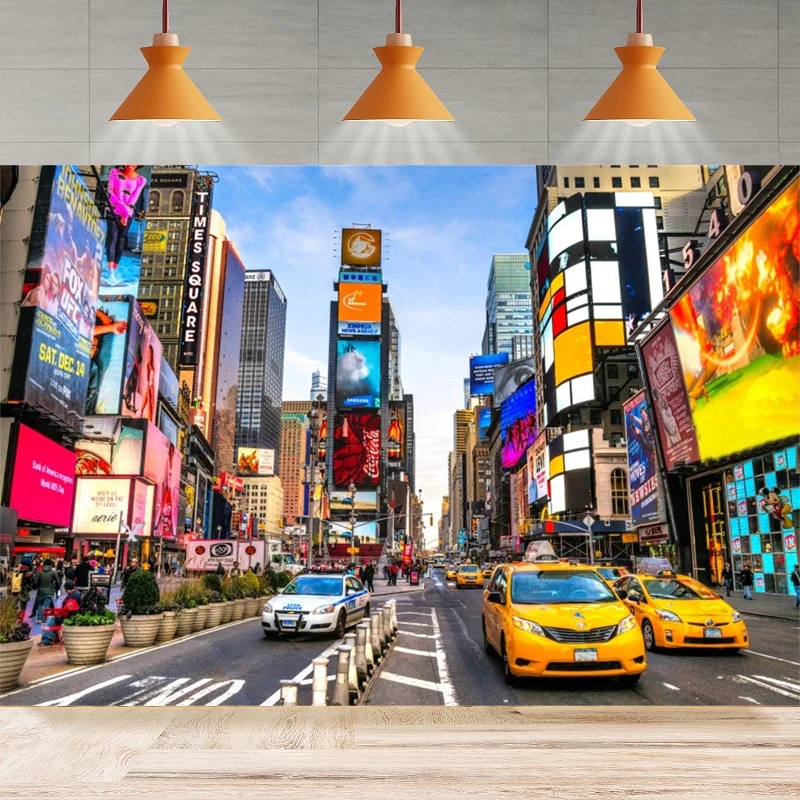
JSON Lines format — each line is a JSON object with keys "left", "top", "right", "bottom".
{"left": 170, "top": 190, "right": 185, "bottom": 213}
{"left": 630, "top": 176, "right": 641, "bottom": 188}
{"left": 574, "top": 177, "right": 585, "bottom": 188}
{"left": 610, "top": 409, "right": 622, "bottom": 426}
{"left": 656, "top": 216, "right": 664, "bottom": 229}
{"left": 654, "top": 196, "right": 662, "bottom": 209}
{"left": 590, "top": 409, "right": 602, "bottom": 426}
{"left": 612, "top": 177, "right": 623, "bottom": 188}
{"left": 563, "top": 177, "right": 570, "bottom": 188}
{"left": 147, "top": 190, "right": 161, "bottom": 213}
{"left": 593, "top": 177, "right": 601, "bottom": 188}
{"left": 649, "top": 176, "right": 660, "bottom": 188}
{"left": 611, "top": 469, "right": 629, "bottom": 515}
{"left": 607, "top": 363, "right": 619, "bottom": 379}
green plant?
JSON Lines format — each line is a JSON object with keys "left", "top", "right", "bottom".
{"left": 188, "top": 577, "right": 210, "bottom": 605}
{"left": 120, "top": 569, "right": 161, "bottom": 615}
{"left": 158, "top": 586, "right": 183, "bottom": 613}
{"left": 208, "top": 590, "right": 223, "bottom": 603}
{"left": 203, "top": 573, "right": 222, "bottom": 593}
{"left": 277, "top": 571, "right": 293, "bottom": 589}
{"left": 0, "top": 595, "right": 30, "bottom": 643}
{"left": 220, "top": 576, "right": 233, "bottom": 600}
{"left": 239, "top": 572, "right": 260, "bottom": 599}
{"left": 228, "top": 576, "right": 244, "bottom": 600}
{"left": 80, "top": 586, "right": 108, "bottom": 615}
{"left": 63, "top": 610, "right": 116, "bottom": 627}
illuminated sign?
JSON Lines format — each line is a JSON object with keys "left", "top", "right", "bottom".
{"left": 236, "top": 447, "right": 276, "bottom": 476}
{"left": 469, "top": 353, "right": 509, "bottom": 396}
{"left": 72, "top": 477, "right": 132, "bottom": 535}
{"left": 338, "top": 281, "right": 382, "bottom": 335}
{"left": 341, "top": 228, "right": 382, "bottom": 267}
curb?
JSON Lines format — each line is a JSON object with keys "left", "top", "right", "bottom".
{"left": 371, "top": 587, "right": 426, "bottom": 597}
{"left": 739, "top": 609, "right": 799, "bottom": 623}
{"left": 358, "top": 627, "right": 397, "bottom": 706}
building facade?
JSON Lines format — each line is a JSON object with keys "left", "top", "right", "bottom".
{"left": 280, "top": 403, "right": 311, "bottom": 525}
{"left": 310, "top": 369, "right": 327, "bottom": 401}
{"left": 240, "top": 476, "right": 284, "bottom": 539}
{"left": 485, "top": 254, "right": 533, "bottom": 356}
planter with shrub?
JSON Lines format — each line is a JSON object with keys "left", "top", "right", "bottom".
{"left": 190, "top": 580, "right": 210, "bottom": 631}
{"left": 173, "top": 582, "right": 198, "bottom": 636}
{"left": 118, "top": 570, "right": 163, "bottom": 648}
{"left": 205, "top": 591, "right": 224, "bottom": 628}
{"left": 240, "top": 572, "right": 262, "bottom": 617}
{"left": 0, "top": 595, "right": 33, "bottom": 692}
{"left": 219, "top": 577, "right": 234, "bottom": 624}
{"left": 229, "top": 578, "right": 247, "bottom": 621}
{"left": 62, "top": 588, "right": 116, "bottom": 665}
{"left": 155, "top": 587, "right": 181, "bottom": 643}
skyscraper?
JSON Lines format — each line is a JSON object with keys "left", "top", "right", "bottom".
{"left": 280, "top": 402, "right": 312, "bottom": 525}
{"left": 485, "top": 254, "right": 533, "bottom": 356}
{"left": 310, "top": 369, "right": 327, "bottom": 401}
{"left": 235, "top": 269, "right": 287, "bottom": 473}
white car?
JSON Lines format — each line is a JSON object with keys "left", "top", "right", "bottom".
{"left": 262, "top": 572, "right": 371, "bottom": 638}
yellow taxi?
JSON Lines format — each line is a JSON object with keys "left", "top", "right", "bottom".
{"left": 482, "top": 564, "right": 494, "bottom": 579}
{"left": 456, "top": 564, "right": 484, "bottom": 588}
{"left": 445, "top": 564, "right": 459, "bottom": 581}
{"left": 595, "top": 564, "right": 630, "bottom": 587}
{"left": 482, "top": 541, "right": 646, "bottom": 685}
{"left": 613, "top": 570, "right": 749, "bottom": 652}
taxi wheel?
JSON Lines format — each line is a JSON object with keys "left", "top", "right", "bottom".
{"left": 641, "top": 620, "right": 657, "bottom": 651}
{"left": 334, "top": 610, "right": 347, "bottom": 639}
{"left": 501, "top": 637, "right": 517, "bottom": 685}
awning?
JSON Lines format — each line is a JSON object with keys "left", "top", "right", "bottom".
{"left": 13, "top": 545, "right": 66, "bottom": 555}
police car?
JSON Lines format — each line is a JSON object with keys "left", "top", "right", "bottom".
{"left": 262, "top": 571, "right": 371, "bottom": 639}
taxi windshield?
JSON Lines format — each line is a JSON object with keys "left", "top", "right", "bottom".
{"left": 283, "top": 576, "right": 343, "bottom": 596}
{"left": 596, "top": 567, "right": 623, "bottom": 580}
{"left": 643, "top": 579, "right": 718, "bottom": 600}
{"left": 511, "top": 570, "right": 616, "bottom": 604}
{"left": 460, "top": 565, "right": 480, "bottom": 573}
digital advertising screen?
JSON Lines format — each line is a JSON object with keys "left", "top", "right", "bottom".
{"left": 329, "top": 489, "right": 378, "bottom": 513}
{"left": 338, "top": 281, "right": 382, "bottom": 336}
{"left": 7, "top": 424, "right": 77, "bottom": 527}
{"left": 669, "top": 177, "right": 799, "bottom": 462}
{"left": 500, "top": 378, "right": 538, "bottom": 470}
{"left": 143, "top": 423, "right": 182, "bottom": 541}
{"left": 84, "top": 298, "right": 131, "bottom": 416}
{"left": 121, "top": 300, "right": 162, "bottom": 423}
{"left": 336, "top": 339, "right": 381, "bottom": 408}
{"left": 477, "top": 406, "right": 492, "bottom": 440}
{"left": 341, "top": 228, "right": 381, "bottom": 267}
{"left": 236, "top": 447, "right": 275, "bottom": 476}
{"left": 387, "top": 402, "right": 405, "bottom": 466}
{"left": 75, "top": 417, "right": 146, "bottom": 476}
{"left": 332, "top": 413, "right": 381, "bottom": 487}
{"left": 623, "top": 390, "right": 661, "bottom": 527}
{"left": 10, "top": 165, "right": 104, "bottom": 422}
{"left": 71, "top": 477, "right": 132, "bottom": 535}
{"left": 547, "top": 429, "right": 593, "bottom": 515}
{"left": 158, "top": 355, "right": 180, "bottom": 409}
{"left": 329, "top": 520, "right": 378, "bottom": 541}
{"left": 98, "top": 165, "right": 152, "bottom": 297}
{"left": 493, "top": 356, "right": 536, "bottom": 406}
{"left": 469, "top": 353, "right": 509, "bottom": 396}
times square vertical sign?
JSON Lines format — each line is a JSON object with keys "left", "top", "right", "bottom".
{"left": 179, "top": 177, "right": 214, "bottom": 366}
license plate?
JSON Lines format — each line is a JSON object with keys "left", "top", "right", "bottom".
{"left": 574, "top": 648, "right": 598, "bottom": 662}
{"left": 704, "top": 627, "right": 722, "bottom": 639}
{"left": 280, "top": 619, "right": 298, "bottom": 629}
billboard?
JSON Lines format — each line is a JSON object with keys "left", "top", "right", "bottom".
{"left": 669, "top": 177, "right": 799, "bottom": 462}
{"left": 336, "top": 339, "right": 381, "bottom": 408}
{"left": 500, "top": 378, "right": 538, "bottom": 470}
{"left": 477, "top": 406, "right": 492, "bottom": 440}
{"left": 236, "top": 447, "right": 275, "bottom": 476}
{"left": 98, "top": 165, "right": 152, "bottom": 297}
{"left": 530, "top": 431, "right": 548, "bottom": 503}
{"left": 159, "top": 356, "right": 180, "bottom": 409}
{"left": 7, "top": 424, "right": 76, "bottom": 527}
{"left": 185, "top": 539, "right": 267, "bottom": 572}
{"left": 547, "top": 429, "right": 593, "bottom": 515}
{"left": 9, "top": 165, "right": 104, "bottom": 421}
{"left": 341, "top": 228, "right": 381, "bottom": 267}
{"left": 469, "top": 353, "right": 509, "bottom": 396}
{"left": 387, "top": 402, "right": 405, "bottom": 466}
{"left": 493, "top": 356, "right": 536, "bottom": 406}
{"left": 623, "top": 390, "right": 661, "bottom": 527}
{"left": 329, "top": 520, "right": 378, "bottom": 541}
{"left": 71, "top": 477, "right": 131, "bottom": 535}
{"left": 338, "top": 281, "right": 382, "bottom": 336}
{"left": 332, "top": 413, "right": 381, "bottom": 487}
{"left": 143, "top": 423, "right": 181, "bottom": 541}
{"left": 641, "top": 322, "right": 700, "bottom": 470}
{"left": 121, "top": 300, "right": 161, "bottom": 422}
{"left": 75, "top": 417, "right": 146, "bottom": 476}
{"left": 329, "top": 489, "right": 378, "bottom": 513}
{"left": 179, "top": 177, "right": 213, "bottom": 366}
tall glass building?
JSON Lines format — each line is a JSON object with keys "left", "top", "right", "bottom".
{"left": 235, "top": 269, "right": 287, "bottom": 473}
{"left": 485, "top": 254, "right": 533, "bottom": 356}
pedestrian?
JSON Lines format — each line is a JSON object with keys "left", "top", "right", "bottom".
{"left": 791, "top": 564, "right": 800, "bottom": 609}
{"left": 9, "top": 561, "right": 34, "bottom": 612}
{"left": 363, "top": 561, "right": 375, "bottom": 593}
{"left": 215, "top": 561, "right": 226, "bottom": 578}
{"left": 31, "top": 559, "right": 61, "bottom": 623}
{"left": 121, "top": 558, "right": 141, "bottom": 589}
{"left": 64, "top": 560, "right": 76, "bottom": 582}
{"left": 722, "top": 562, "right": 733, "bottom": 597}
{"left": 739, "top": 562, "right": 754, "bottom": 600}
{"left": 74, "top": 556, "right": 92, "bottom": 592}
{"left": 388, "top": 562, "right": 399, "bottom": 586}
{"left": 230, "top": 562, "right": 242, "bottom": 578}
{"left": 63, "top": 579, "right": 82, "bottom": 605}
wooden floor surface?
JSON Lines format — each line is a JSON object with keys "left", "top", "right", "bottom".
{"left": 0, "top": 706, "right": 797, "bottom": 798}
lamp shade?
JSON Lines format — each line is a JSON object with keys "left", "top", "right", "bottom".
{"left": 344, "top": 35, "right": 453, "bottom": 124}
{"left": 110, "top": 34, "right": 221, "bottom": 124}
{"left": 584, "top": 37, "right": 694, "bottom": 124}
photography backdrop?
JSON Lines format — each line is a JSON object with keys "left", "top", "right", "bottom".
{"left": 0, "top": 0, "right": 797, "bottom": 164}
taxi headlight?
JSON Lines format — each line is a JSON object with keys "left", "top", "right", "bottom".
{"left": 731, "top": 611, "right": 742, "bottom": 623}
{"left": 313, "top": 604, "right": 336, "bottom": 614}
{"left": 616, "top": 614, "right": 637, "bottom": 634}
{"left": 656, "top": 609, "right": 682, "bottom": 623}
{"left": 512, "top": 616, "right": 544, "bottom": 636}
{"left": 263, "top": 602, "right": 273, "bottom": 613}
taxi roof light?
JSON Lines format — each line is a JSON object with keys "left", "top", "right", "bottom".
{"left": 523, "top": 540, "right": 560, "bottom": 563}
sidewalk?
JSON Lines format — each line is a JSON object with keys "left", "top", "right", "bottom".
{"left": 724, "top": 589, "right": 799, "bottom": 621}
{"left": 370, "top": 577, "right": 428, "bottom": 597}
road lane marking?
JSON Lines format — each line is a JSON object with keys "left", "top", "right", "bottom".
{"left": 184, "top": 679, "right": 245, "bottom": 706}
{"left": 399, "top": 621, "right": 433, "bottom": 627}
{"left": 35, "top": 675, "right": 133, "bottom": 706}
{"left": 260, "top": 638, "right": 344, "bottom": 706}
{"left": 739, "top": 697, "right": 761, "bottom": 704}
{"left": 430, "top": 608, "right": 458, "bottom": 707}
{"left": 397, "top": 612, "right": 433, "bottom": 617}
{"left": 395, "top": 646, "right": 437, "bottom": 658}
{"left": 142, "top": 678, "right": 212, "bottom": 706}
{"left": 735, "top": 675, "right": 800, "bottom": 700}
{"left": 379, "top": 671, "right": 445, "bottom": 693}
{"left": 752, "top": 675, "right": 800, "bottom": 692}
{"left": 745, "top": 650, "right": 800, "bottom": 667}
{"left": 397, "top": 630, "right": 437, "bottom": 638}
{"left": 662, "top": 683, "right": 681, "bottom": 691}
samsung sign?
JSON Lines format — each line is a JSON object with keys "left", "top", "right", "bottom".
{"left": 179, "top": 181, "right": 213, "bottom": 365}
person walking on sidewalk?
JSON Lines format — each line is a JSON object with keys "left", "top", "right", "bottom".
{"left": 739, "top": 562, "right": 754, "bottom": 600}
{"left": 31, "top": 559, "right": 61, "bottom": 623}
{"left": 121, "top": 558, "right": 141, "bottom": 589}
{"left": 722, "top": 562, "right": 734, "bottom": 597}
{"left": 388, "top": 562, "right": 399, "bottom": 587}
{"left": 10, "top": 561, "right": 34, "bottom": 612}
{"left": 363, "top": 561, "right": 375, "bottom": 593}
{"left": 791, "top": 564, "right": 800, "bottom": 608}
{"left": 74, "top": 556, "right": 92, "bottom": 592}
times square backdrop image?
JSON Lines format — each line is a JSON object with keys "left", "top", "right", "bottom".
{"left": 0, "top": 164, "right": 798, "bottom": 708}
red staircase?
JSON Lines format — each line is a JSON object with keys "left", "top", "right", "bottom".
{"left": 326, "top": 542, "right": 384, "bottom": 561}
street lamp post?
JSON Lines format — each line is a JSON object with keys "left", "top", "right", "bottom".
{"left": 305, "top": 393, "right": 325, "bottom": 570}
{"left": 348, "top": 482, "right": 358, "bottom": 567}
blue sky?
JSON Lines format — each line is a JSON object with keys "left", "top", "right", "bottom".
{"left": 209, "top": 166, "right": 539, "bottom": 543}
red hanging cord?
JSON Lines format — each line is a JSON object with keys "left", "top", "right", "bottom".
{"left": 396, "top": 0, "right": 403, "bottom": 33}
{"left": 636, "top": 0, "right": 643, "bottom": 33}
{"left": 163, "top": 0, "right": 169, "bottom": 33}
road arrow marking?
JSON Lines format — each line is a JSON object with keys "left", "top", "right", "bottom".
{"left": 379, "top": 671, "right": 445, "bottom": 693}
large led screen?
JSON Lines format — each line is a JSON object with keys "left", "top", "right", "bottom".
{"left": 332, "top": 413, "right": 380, "bottom": 487}
{"left": 143, "top": 423, "right": 182, "bottom": 541}
{"left": 469, "top": 353, "right": 509, "bottom": 396}
{"left": 500, "top": 378, "right": 538, "bottom": 469}
{"left": 10, "top": 165, "right": 104, "bottom": 421}
{"left": 341, "top": 228, "right": 382, "bottom": 267}
{"left": 338, "top": 281, "right": 382, "bottom": 336}
{"left": 329, "top": 520, "right": 378, "bottom": 541}
{"left": 8, "top": 424, "right": 77, "bottom": 527}
{"left": 236, "top": 447, "right": 275, "bottom": 476}
{"left": 493, "top": 356, "right": 536, "bottom": 406}
{"left": 477, "top": 406, "right": 492, "bottom": 440}
{"left": 75, "top": 417, "right": 146, "bottom": 476}
{"left": 336, "top": 340, "right": 381, "bottom": 408}
{"left": 670, "top": 177, "right": 799, "bottom": 462}
{"left": 387, "top": 402, "right": 405, "bottom": 466}
{"left": 623, "top": 390, "right": 661, "bottom": 527}
{"left": 329, "top": 489, "right": 378, "bottom": 513}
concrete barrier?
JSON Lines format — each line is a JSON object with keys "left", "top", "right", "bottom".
{"left": 370, "top": 614, "right": 383, "bottom": 662}
{"left": 330, "top": 646, "right": 352, "bottom": 706}
{"left": 311, "top": 657, "right": 329, "bottom": 706}
{"left": 359, "top": 621, "right": 374, "bottom": 673}
{"left": 354, "top": 624, "right": 369, "bottom": 687}
{"left": 279, "top": 679, "right": 299, "bottom": 706}
{"left": 381, "top": 605, "right": 392, "bottom": 644}
{"left": 344, "top": 632, "right": 359, "bottom": 703}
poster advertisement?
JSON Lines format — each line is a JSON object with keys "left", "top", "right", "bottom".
{"left": 493, "top": 356, "right": 536, "bottom": 406}
{"left": 387, "top": 402, "right": 405, "bottom": 466}
{"left": 11, "top": 165, "right": 104, "bottom": 421}
{"left": 338, "top": 281, "right": 382, "bottom": 336}
{"left": 8, "top": 424, "right": 77, "bottom": 527}
{"left": 236, "top": 447, "right": 275, "bottom": 476}
{"left": 336, "top": 339, "right": 381, "bottom": 408}
{"left": 71, "top": 477, "right": 131, "bottom": 535}
{"left": 143, "top": 423, "right": 182, "bottom": 541}
{"left": 75, "top": 417, "right": 146, "bottom": 476}
{"left": 469, "top": 353, "right": 510, "bottom": 396}
{"left": 84, "top": 298, "right": 130, "bottom": 415}
{"left": 531, "top": 431, "right": 548, "bottom": 502}
{"left": 98, "top": 165, "right": 152, "bottom": 297}
{"left": 669, "top": 178, "right": 799, "bottom": 462}
{"left": 477, "top": 406, "right": 492, "bottom": 440}
{"left": 185, "top": 539, "right": 266, "bottom": 572}
{"left": 641, "top": 322, "right": 700, "bottom": 470}
{"left": 159, "top": 356, "right": 180, "bottom": 408}
{"left": 121, "top": 301, "right": 162, "bottom": 422}
{"left": 341, "top": 228, "right": 382, "bottom": 267}
{"left": 329, "top": 520, "right": 378, "bottom": 541}
{"left": 332, "top": 413, "right": 381, "bottom": 487}
{"left": 500, "top": 378, "right": 538, "bottom": 469}
{"left": 329, "top": 489, "right": 378, "bottom": 513}
{"left": 623, "top": 390, "right": 661, "bottom": 527}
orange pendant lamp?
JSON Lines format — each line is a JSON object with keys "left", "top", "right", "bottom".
{"left": 343, "top": 0, "right": 453, "bottom": 127}
{"left": 110, "top": 0, "right": 221, "bottom": 126}
{"left": 584, "top": 0, "right": 694, "bottom": 126}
